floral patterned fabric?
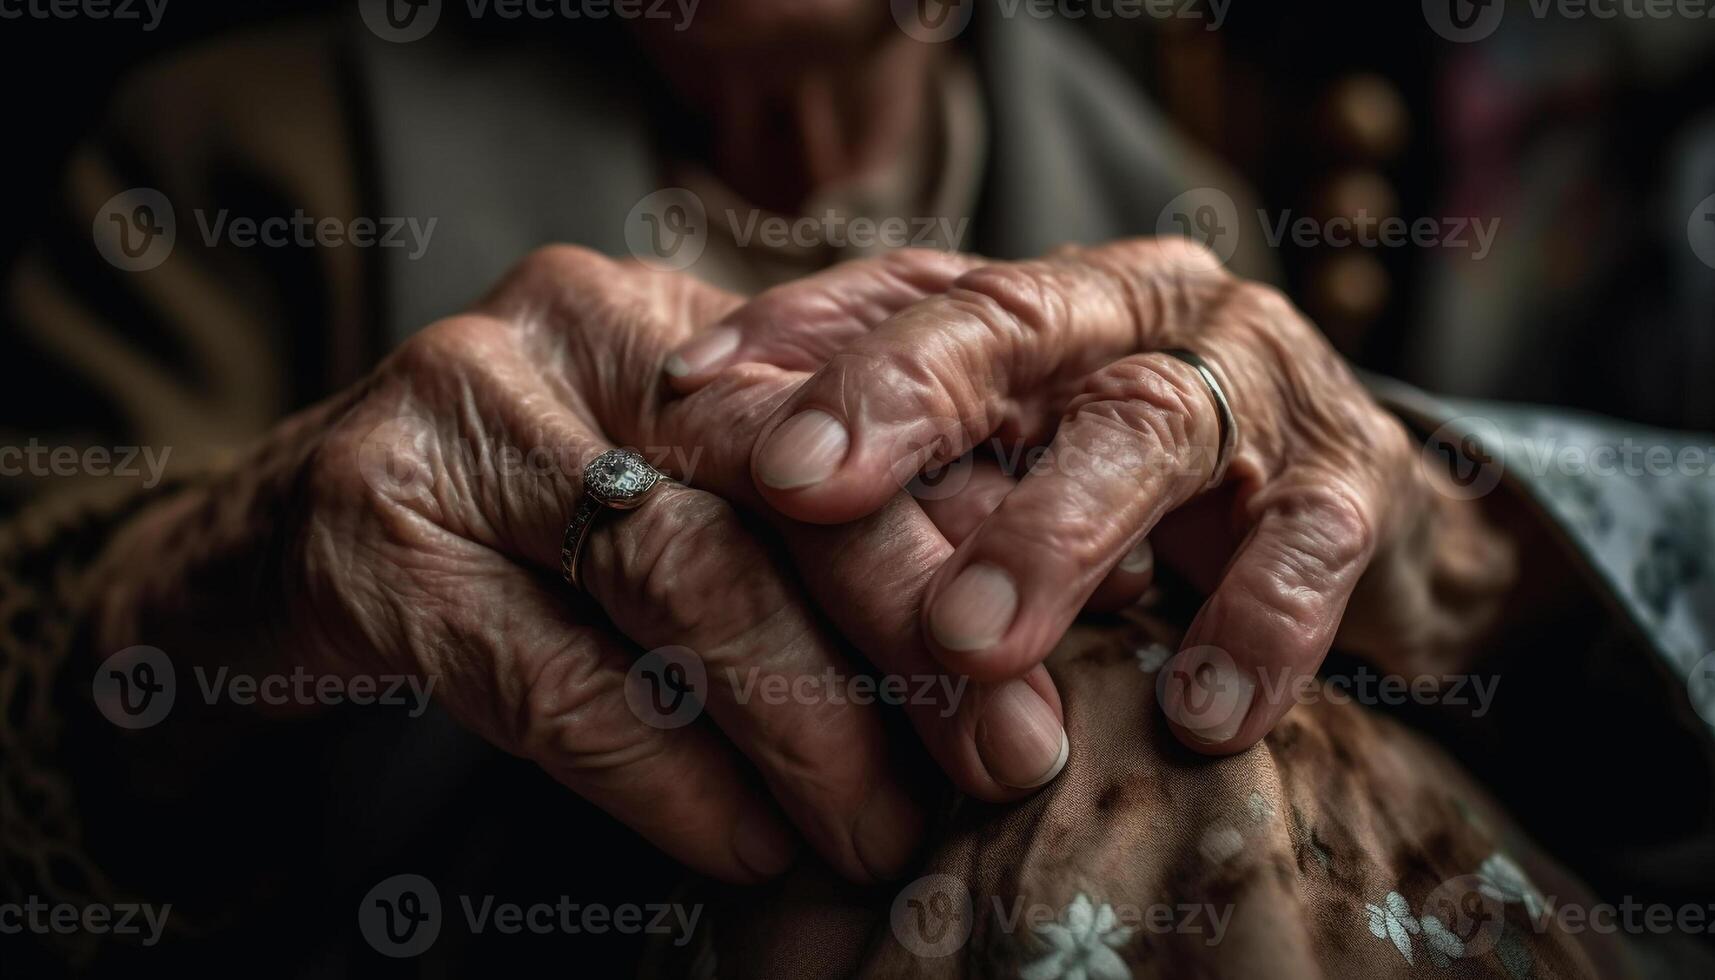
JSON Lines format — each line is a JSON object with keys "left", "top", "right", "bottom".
{"left": 647, "top": 612, "right": 1637, "bottom": 979}
{"left": 643, "top": 392, "right": 1715, "bottom": 979}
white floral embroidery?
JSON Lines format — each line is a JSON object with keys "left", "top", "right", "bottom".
{"left": 1199, "top": 825, "right": 1245, "bottom": 864}
{"left": 1245, "top": 790, "right": 1274, "bottom": 825}
{"left": 1421, "top": 915, "right": 1465, "bottom": 967}
{"left": 1477, "top": 853, "right": 1547, "bottom": 923}
{"left": 1134, "top": 643, "right": 1170, "bottom": 673}
{"left": 1019, "top": 893, "right": 1133, "bottom": 980}
{"left": 1366, "top": 891, "right": 1421, "bottom": 965}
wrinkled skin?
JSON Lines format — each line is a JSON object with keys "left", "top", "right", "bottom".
{"left": 91, "top": 240, "right": 1515, "bottom": 891}
{"left": 667, "top": 238, "right": 1517, "bottom": 752}
{"left": 188, "top": 246, "right": 1105, "bottom": 886}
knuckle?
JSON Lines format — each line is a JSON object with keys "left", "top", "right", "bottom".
{"left": 1070, "top": 355, "right": 1206, "bottom": 460}
{"left": 1360, "top": 408, "right": 1416, "bottom": 476}
{"left": 742, "top": 708, "right": 845, "bottom": 792}
{"left": 596, "top": 487, "right": 779, "bottom": 649}
{"left": 991, "top": 481, "right": 1118, "bottom": 569}
{"left": 392, "top": 314, "right": 499, "bottom": 375}
{"left": 513, "top": 243, "right": 613, "bottom": 286}
{"left": 1117, "top": 236, "right": 1230, "bottom": 280}
{"left": 946, "top": 260, "right": 1072, "bottom": 346}
{"left": 875, "top": 247, "right": 975, "bottom": 287}
{"left": 1228, "top": 544, "right": 1338, "bottom": 641}
{"left": 483, "top": 244, "right": 620, "bottom": 320}
{"left": 1264, "top": 483, "right": 1377, "bottom": 589}
{"left": 516, "top": 642, "right": 659, "bottom": 769}
{"left": 1230, "top": 278, "right": 1298, "bottom": 323}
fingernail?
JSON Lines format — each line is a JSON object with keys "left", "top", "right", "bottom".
{"left": 976, "top": 679, "right": 1070, "bottom": 789}
{"left": 733, "top": 809, "right": 796, "bottom": 878}
{"left": 929, "top": 563, "right": 1018, "bottom": 652}
{"left": 853, "top": 787, "right": 924, "bottom": 881}
{"left": 664, "top": 327, "right": 740, "bottom": 378}
{"left": 1119, "top": 538, "right": 1154, "bottom": 575}
{"left": 756, "top": 410, "right": 849, "bottom": 489}
{"left": 1162, "top": 649, "right": 1255, "bottom": 746}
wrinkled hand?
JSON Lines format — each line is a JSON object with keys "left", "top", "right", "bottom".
{"left": 277, "top": 246, "right": 1109, "bottom": 886}
{"left": 665, "top": 240, "right": 1516, "bottom": 755}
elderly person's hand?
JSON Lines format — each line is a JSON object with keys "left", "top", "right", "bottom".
{"left": 91, "top": 246, "right": 1129, "bottom": 888}
{"left": 663, "top": 239, "right": 1517, "bottom": 754}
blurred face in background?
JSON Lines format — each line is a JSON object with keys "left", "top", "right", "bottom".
{"left": 631, "top": 0, "right": 937, "bottom": 211}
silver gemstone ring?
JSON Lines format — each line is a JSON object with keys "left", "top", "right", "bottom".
{"left": 561, "top": 449, "right": 669, "bottom": 590}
